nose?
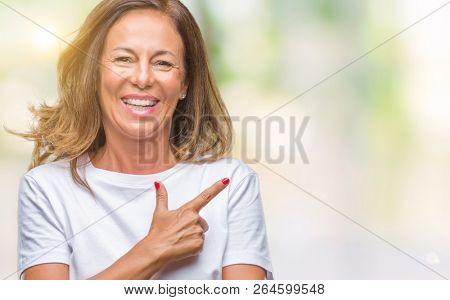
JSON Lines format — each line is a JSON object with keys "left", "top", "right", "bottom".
{"left": 130, "top": 62, "right": 155, "bottom": 89}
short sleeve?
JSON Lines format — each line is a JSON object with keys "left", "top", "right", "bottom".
{"left": 17, "top": 175, "right": 71, "bottom": 279}
{"left": 222, "top": 172, "right": 274, "bottom": 279}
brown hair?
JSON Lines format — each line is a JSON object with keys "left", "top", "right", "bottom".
{"left": 5, "top": 0, "right": 233, "bottom": 195}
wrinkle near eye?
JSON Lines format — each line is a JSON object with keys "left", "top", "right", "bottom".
{"left": 104, "top": 57, "right": 117, "bottom": 64}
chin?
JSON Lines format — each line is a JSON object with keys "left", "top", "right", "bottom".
{"left": 120, "top": 122, "right": 161, "bottom": 140}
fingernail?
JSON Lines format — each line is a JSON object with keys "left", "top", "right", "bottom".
{"left": 221, "top": 178, "right": 230, "bottom": 185}
{"left": 154, "top": 181, "right": 160, "bottom": 190}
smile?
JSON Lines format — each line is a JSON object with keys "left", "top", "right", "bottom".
{"left": 120, "top": 98, "right": 160, "bottom": 116}
{"left": 121, "top": 98, "right": 159, "bottom": 107}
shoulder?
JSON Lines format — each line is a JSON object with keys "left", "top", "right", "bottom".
{"left": 19, "top": 158, "right": 75, "bottom": 193}
{"left": 18, "top": 160, "right": 72, "bottom": 214}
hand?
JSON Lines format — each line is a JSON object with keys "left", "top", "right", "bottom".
{"left": 144, "top": 177, "right": 230, "bottom": 265}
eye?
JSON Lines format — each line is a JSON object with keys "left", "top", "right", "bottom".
{"left": 153, "top": 60, "right": 174, "bottom": 71}
{"left": 114, "top": 56, "right": 133, "bottom": 63}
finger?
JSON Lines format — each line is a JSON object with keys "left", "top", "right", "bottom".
{"left": 177, "top": 226, "right": 204, "bottom": 241}
{"left": 199, "top": 217, "right": 209, "bottom": 233}
{"left": 182, "top": 178, "right": 230, "bottom": 212}
{"left": 154, "top": 181, "right": 168, "bottom": 212}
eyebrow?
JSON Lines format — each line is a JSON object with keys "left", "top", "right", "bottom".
{"left": 112, "top": 47, "right": 176, "bottom": 58}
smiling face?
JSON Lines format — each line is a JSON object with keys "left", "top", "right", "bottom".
{"left": 98, "top": 8, "right": 187, "bottom": 140}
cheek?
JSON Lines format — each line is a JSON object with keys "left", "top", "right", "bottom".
{"left": 158, "top": 73, "right": 184, "bottom": 98}
{"left": 100, "top": 67, "right": 124, "bottom": 99}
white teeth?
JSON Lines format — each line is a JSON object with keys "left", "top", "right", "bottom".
{"left": 122, "top": 98, "right": 158, "bottom": 106}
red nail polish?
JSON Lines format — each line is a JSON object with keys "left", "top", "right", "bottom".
{"left": 221, "top": 178, "right": 230, "bottom": 185}
{"left": 154, "top": 181, "right": 160, "bottom": 189}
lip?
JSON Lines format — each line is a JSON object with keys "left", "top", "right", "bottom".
{"left": 120, "top": 98, "right": 160, "bottom": 117}
{"left": 121, "top": 93, "right": 160, "bottom": 101}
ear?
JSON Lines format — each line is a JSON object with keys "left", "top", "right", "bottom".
{"left": 180, "top": 83, "right": 188, "bottom": 100}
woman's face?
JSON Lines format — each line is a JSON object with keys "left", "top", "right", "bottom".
{"left": 99, "top": 8, "right": 187, "bottom": 140}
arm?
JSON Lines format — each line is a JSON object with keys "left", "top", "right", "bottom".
{"left": 222, "top": 173, "right": 274, "bottom": 279}
{"left": 222, "top": 264, "right": 266, "bottom": 280}
{"left": 23, "top": 238, "right": 166, "bottom": 280}
{"left": 23, "top": 263, "right": 69, "bottom": 280}
{"left": 88, "top": 238, "right": 165, "bottom": 279}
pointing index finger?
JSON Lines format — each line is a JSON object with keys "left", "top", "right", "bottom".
{"left": 182, "top": 178, "right": 230, "bottom": 212}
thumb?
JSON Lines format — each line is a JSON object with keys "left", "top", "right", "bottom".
{"left": 154, "top": 181, "right": 168, "bottom": 212}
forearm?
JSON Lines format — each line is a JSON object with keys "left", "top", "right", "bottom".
{"left": 88, "top": 239, "right": 166, "bottom": 280}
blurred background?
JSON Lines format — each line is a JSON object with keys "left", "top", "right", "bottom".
{"left": 1, "top": 0, "right": 449, "bottom": 279}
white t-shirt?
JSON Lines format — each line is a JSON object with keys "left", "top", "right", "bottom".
{"left": 17, "top": 153, "right": 274, "bottom": 279}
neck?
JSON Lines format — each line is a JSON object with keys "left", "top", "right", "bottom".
{"left": 90, "top": 123, "right": 177, "bottom": 175}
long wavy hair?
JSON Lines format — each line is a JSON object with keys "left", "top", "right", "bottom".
{"left": 6, "top": 0, "right": 233, "bottom": 195}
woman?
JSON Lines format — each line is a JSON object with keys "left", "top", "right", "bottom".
{"left": 12, "top": 0, "right": 273, "bottom": 279}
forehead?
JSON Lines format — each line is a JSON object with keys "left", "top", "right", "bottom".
{"left": 104, "top": 8, "right": 184, "bottom": 55}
